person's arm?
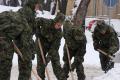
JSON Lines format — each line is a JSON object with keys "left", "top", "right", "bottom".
{"left": 35, "top": 17, "right": 51, "bottom": 27}
{"left": 92, "top": 33, "right": 100, "bottom": 51}
{"left": 108, "top": 33, "right": 119, "bottom": 55}
{"left": 48, "top": 31, "right": 62, "bottom": 57}
{"left": 4, "top": 23, "right": 24, "bottom": 40}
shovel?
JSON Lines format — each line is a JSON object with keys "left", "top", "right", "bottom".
{"left": 97, "top": 49, "right": 120, "bottom": 63}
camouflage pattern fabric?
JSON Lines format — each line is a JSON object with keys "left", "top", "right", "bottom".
{"left": 0, "top": 0, "right": 39, "bottom": 80}
{"left": 0, "top": 11, "right": 26, "bottom": 80}
{"left": 35, "top": 17, "right": 66, "bottom": 80}
{"left": 62, "top": 20, "right": 87, "bottom": 80}
{"left": 15, "top": 2, "right": 38, "bottom": 80}
{"left": 92, "top": 20, "right": 119, "bottom": 73}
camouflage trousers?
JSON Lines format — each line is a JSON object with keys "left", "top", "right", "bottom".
{"left": 18, "top": 56, "right": 32, "bottom": 80}
{"left": 36, "top": 42, "right": 66, "bottom": 80}
{"left": 15, "top": 43, "right": 32, "bottom": 80}
{"left": 63, "top": 48, "right": 85, "bottom": 80}
{"left": 0, "top": 40, "right": 32, "bottom": 80}
{"left": 0, "top": 40, "right": 14, "bottom": 80}
{"left": 99, "top": 53, "right": 114, "bottom": 73}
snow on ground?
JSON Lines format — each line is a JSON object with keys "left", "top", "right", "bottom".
{"left": 0, "top": 5, "right": 20, "bottom": 12}
{"left": 93, "top": 64, "right": 120, "bottom": 80}
{"left": 0, "top": 5, "right": 120, "bottom": 80}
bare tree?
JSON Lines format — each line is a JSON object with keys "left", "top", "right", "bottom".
{"left": 43, "top": 0, "right": 52, "bottom": 11}
{"left": 8, "top": 0, "right": 20, "bottom": 7}
{"left": 60, "top": 0, "right": 68, "bottom": 15}
{"left": 66, "top": 0, "right": 74, "bottom": 16}
{"left": 55, "top": 0, "right": 67, "bottom": 15}
{"left": 21, "top": 0, "right": 28, "bottom": 6}
{"left": 73, "top": 0, "right": 91, "bottom": 31}
{"left": 51, "top": 0, "right": 57, "bottom": 15}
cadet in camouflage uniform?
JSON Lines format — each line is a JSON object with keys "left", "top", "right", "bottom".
{"left": 35, "top": 13, "right": 66, "bottom": 80}
{"left": 63, "top": 20, "right": 87, "bottom": 80}
{"left": 0, "top": 0, "right": 40, "bottom": 80}
{"left": 15, "top": 0, "right": 40, "bottom": 80}
{"left": 92, "top": 20, "right": 119, "bottom": 73}
{"left": 0, "top": 11, "right": 24, "bottom": 80}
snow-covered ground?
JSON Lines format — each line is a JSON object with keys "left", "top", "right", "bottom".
{"left": 0, "top": 5, "right": 120, "bottom": 80}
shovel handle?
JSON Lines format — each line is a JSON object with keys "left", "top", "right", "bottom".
{"left": 97, "top": 49, "right": 114, "bottom": 59}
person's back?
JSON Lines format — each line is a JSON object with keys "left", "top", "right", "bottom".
{"left": 63, "top": 20, "right": 86, "bottom": 50}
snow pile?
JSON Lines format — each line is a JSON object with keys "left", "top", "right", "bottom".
{"left": 0, "top": 5, "right": 20, "bottom": 13}
{"left": 36, "top": 10, "right": 55, "bottom": 19}
{"left": 93, "top": 64, "right": 120, "bottom": 80}
{"left": 84, "top": 30, "right": 100, "bottom": 66}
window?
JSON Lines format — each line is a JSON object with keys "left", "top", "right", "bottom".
{"left": 104, "top": 0, "right": 118, "bottom": 7}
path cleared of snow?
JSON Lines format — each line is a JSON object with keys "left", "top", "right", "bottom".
{"left": 10, "top": 64, "right": 104, "bottom": 80}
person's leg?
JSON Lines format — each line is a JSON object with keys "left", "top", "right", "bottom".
{"left": 50, "top": 50, "right": 67, "bottom": 80}
{"left": 37, "top": 51, "right": 46, "bottom": 80}
{"left": 18, "top": 47, "right": 32, "bottom": 80}
{"left": 18, "top": 57, "right": 32, "bottom": 80}
{"left": 99, "top": 53, "right": 113, "bottom": 73}
{"left": 75, "top": 56, "right": 85, "bottom": 80}
{"left": 0, "top": 42, "right": 14, "bottom": 80}
{"left": 63, "top": 47, "right": 73, "bottom": 79}
{"left": 36, "top": 40, "right": 47, "bottom": 80}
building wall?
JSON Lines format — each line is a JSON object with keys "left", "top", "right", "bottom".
{"left": 87, "top": 0, "right": 120, "bottom": 19}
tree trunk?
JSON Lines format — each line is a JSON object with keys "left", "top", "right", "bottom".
{"left": 57, "top": 0, "right": 61, "bottom": 12}
{"left": 73, "top": 0, "right": 91, "bottom": 31}
{"left": 21, "top": 0, "right": 27, "bottom": 6}
{"left": 66, "top": 0, "right": 74, "bottom": 16}
{"left": 8, "top": 0, "right": 20, "bottom": 7}
{"left": 43, "top": 0, "right": 52, "bottom": 11}
{"left": 51, "top": 0, "right": 57, "bottom": 15}
{"left": 3, "top": 0, "right": 7, "bottom": 6}
{"left": 60, "top": 0, "right": 68, "bottom": 15}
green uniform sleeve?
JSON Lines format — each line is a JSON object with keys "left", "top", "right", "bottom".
{"left": 4, "top": 24, "right": 24, "bottom": 39}
{"left": 92, "top": 33, "right": 100, "bottom": 50}
{"left": 48, "top": 32, "right": 62, "bottom": 55}
{"left": 35, "top": 17, "right": 51, "bottom": 27}
{"left": 108, "top": 33, "right": 119, "bottom": 54}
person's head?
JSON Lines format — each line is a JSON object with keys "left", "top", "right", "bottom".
{"left": 96, "top": 20, "right": 108, "bottom": 34}
{"left": 24, "top": 0, "right": 41, "bottom": 11}
{"left": 54, "top": 13, "right": 65, "bottom": 29}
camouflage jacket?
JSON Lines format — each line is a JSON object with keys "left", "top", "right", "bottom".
{"left": 15, "top": 6, "right": 37, "bottom": 55}
{"left": 92, "top": 26, "right": 119, "bottom": 55}
{"left": 0, "top": 10, "right": 26, "bottom": 49}
{"left": 35, "top": 17, "right": 62, "bottom": 51}
{"left": 63, "top": 20, "right": 87, "bottom": 50}
{"left": 0, "top": 6, "right": 36, "bottom": 56}
{"left": 0, "top": 11, "right": 25, "bottom": 40}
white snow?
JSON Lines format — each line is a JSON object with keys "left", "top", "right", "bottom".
{"left": 0, "top": 5, "right": 21, "bottom": 12}
{"left": 0, "top": 5, "right": 120, "bottom": 80}
{"left": 93, "top": 64, "right": 120, "bottom": 80}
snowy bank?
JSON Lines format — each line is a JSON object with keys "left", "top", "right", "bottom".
{"left": 93, "top": 64, "right": 120, "bottom": 80}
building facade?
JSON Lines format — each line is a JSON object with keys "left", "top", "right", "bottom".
{"left": 87, "top": 0, "right": 120, "bottom": 19}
